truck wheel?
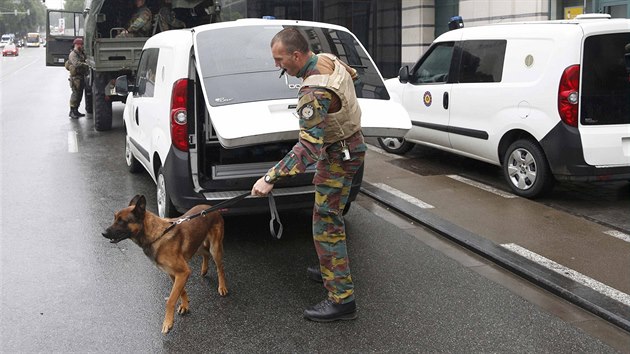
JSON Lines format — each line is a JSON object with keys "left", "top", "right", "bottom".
{"left": 157, "top": 167, "right": 178, "bottom": 218}
{"left": 125, "top": 135, "right": 143, "bottom": 173}
{"left": 92, "top": 72, "right": 113, "bottom": 131}
{"left": 503, "top": 139, "right": 555, "bottom": 198}
{"left": 84, "top": 85, "right": 93, "bottom": 114}
{"left": 377, "top": 137, "right": 414, "bottom": 154}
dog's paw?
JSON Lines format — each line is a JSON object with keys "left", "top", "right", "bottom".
{"left": 161, "top": 320, "right": 173, "bottom": 335}
{"left": 218, "top": 286, "right": 228, "bottom": 297}
{"left": 177, "top": 304, "right": 189, "bottom": 315}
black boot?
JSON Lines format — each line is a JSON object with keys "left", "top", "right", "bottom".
{"left": 303, "top": 299, "right": 357, "bottom": 322}
{"left": 307, "top": 265, "right": 323, "bottom": 283}
{"left": 75, "top": 108, "right": 86, "bottom": 117}
{"left": 69, "top": 108, "right": 79, "bottom": 119}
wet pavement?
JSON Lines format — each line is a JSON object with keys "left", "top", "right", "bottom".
{"left": 1, "top": 48, "right": 629, "bottom": 352}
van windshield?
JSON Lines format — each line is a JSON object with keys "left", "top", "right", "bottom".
{"left": 195, "top": 25, "right": 389, "bottom": 106}
{"left": 581, "top": 32, "right": 630, "bottom": 125}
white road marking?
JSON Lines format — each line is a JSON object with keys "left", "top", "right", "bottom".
{"left": 372, "top": 183, "right": 434, "bottom": 209}
{"left": 501, "top": 243, "right": 630, "bottom": 307}
{"left": 367, "top": 144, "right": 404, "bottom": 159}
{"left": 603, "top": 230, "right": 630, "bottom": 243}
{"left": 68, "top": 131, "right": 78, "bottom": 153}
{"left": 447, "top": 175, "right": 517, "bottom": 198}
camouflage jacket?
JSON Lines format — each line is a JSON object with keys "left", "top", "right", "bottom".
{"left": 128, "top": 6, "right": 153, "bottom": 37}
{"left": 68, "top": 48, "right": 87, "bottom": 77}
{"left": 265, "top": 54, "right": 365, "bottom": 183}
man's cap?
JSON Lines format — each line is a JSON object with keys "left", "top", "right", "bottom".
{"left": 73, "top": 38, "right": 83, "bottom": 45}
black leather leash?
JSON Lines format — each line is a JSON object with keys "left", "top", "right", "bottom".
{"left": 158, "top": 192, "right": 283, "bottom": 240}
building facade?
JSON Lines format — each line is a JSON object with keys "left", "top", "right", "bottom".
{"left": 220, "top": 0, "right": 629, "bottom": 78}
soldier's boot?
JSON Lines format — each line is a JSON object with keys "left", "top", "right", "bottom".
{"left": 69, "top": 108, "right": 80, "bottom": 119}
{"left": 76, "top": 108, "right": 86, "bottom": 117}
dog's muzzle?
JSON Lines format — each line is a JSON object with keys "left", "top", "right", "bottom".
{"left": 102, "top": 229, "right": 132, "bottom": 244}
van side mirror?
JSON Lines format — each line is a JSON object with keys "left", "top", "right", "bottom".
{"left": 398, "top": 66, "right": 410, "bottom": 84}
{"left": 114, "top": 75, "right": 133, "bottom": 96}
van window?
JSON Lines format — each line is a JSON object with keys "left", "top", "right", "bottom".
{"left": 195, "top": 25, "right": 389, "bottom": 106}
{"left": 581, "top": 33, "right": 630, "bottom": 125}
{"left": 136, "top": 48, "right": 159, "bottom": 98}
{"left": 410, "top": 42, "right": 454, "bottom": 84}
{"left": 456, "top": 40, "right": 506, "bottom": 83}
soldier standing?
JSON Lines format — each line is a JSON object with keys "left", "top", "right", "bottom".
{"left": 118, "top": 0, "right": 153, "bottom": 37}
{"left": 67, "top": 38, "right": 87, "bottom": 119}
{"left": 251, "top": 27, "right": 366, "bottom": 322}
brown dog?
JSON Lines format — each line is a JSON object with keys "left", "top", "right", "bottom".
{"left": 102, "top": 195, "right": 227, "bottom": 334}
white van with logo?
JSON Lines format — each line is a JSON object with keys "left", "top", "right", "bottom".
{"left": 116, "top": 19, "right": 410, "bottom": 217}
{"left": 381, "top": 15, "right": 630, "bottom": 198}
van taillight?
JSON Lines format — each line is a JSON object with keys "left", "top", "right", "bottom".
{"left": 558, "top": 65, "right": 580, "bottom": 127}
{"left": 171, "top": 79, "right": 188, "bottom": 152}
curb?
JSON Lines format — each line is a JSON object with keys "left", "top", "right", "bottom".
{"left": 360, "top": 182, "right": 630, "bottom": 333}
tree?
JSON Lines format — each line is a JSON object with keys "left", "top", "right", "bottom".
{"left": 0, "top": 0, "right": 47, "bottom": 36}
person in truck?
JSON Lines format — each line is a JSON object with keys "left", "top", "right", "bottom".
{"left": 251, "top": 27, "right": 366, "bottom": 323}
{"left": 117, "top": 0, "right": 153, "bottom": 37}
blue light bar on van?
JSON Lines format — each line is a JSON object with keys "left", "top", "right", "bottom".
{"left": 262, "top": 16, "right": 276, "bottom": 20}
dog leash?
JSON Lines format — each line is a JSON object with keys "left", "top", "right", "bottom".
{"left": 159, "top": 192, "right": 283, "bottom": 240}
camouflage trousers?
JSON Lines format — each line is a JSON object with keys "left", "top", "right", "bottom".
{"left": 69, "top": 76, "right": 85, "bottom": 108}
{"left": 312, "top": 141, "right": 366, "bottom": 304}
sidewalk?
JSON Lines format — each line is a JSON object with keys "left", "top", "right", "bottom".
{"left": 361, "top": 146, "right": 630, "bottom": 332}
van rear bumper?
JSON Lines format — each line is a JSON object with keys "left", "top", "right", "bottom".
{"left": 540, "top": 122, "right": 630, "bottom": 182}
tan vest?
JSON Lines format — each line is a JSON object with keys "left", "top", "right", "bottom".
{"left": 301, "top": 54, "right": 362, "bottom": 143}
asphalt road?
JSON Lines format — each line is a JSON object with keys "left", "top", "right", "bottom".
{"left": 1, "top": 47, "right": 628, "bottom": 352}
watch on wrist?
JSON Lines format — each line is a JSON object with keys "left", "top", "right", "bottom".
{"left": 264, "top": 174, "right": 273, "bottom": 183}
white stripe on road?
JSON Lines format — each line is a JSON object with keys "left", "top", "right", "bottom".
{"left": 447, "top": 175, "right": 517, "bottom": 199}
{"left": 501, "top": 243, "right": 630, "bottom": 307}
{"left": 367, "top": 144, "right": 404, "bottom": 159}
{"left": 68, "top": 131, "right": 78, "bottom": 153}
{"left": 372, "top": 183, "right": 434, "bottom": 209}
{"left": 604, "top": 230, "right": 630, "bottom": 243}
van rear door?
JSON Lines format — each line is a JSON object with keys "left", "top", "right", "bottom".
{"left": 192, "top": 21, "right": 410, "bottom": 148}
{"left": 579, "top": 30, "right": 630, "bottom": 167}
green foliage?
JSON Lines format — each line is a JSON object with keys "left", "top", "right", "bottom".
{"left": 64, "top": 0, "right": 84, "bottom": 12}
{"left": 0, "top": 0, "right": 47, "bottom": 36}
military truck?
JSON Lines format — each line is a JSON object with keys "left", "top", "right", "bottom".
{"left": 46, "top": 0, "right": 221, "bottom": 131}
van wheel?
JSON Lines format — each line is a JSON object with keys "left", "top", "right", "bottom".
{"left": 503, "top": 139, "right": 554, "bottom": 198}
{"left": 377, "top": 137, "right": 414, "bottom": 154}
{"left": 157, "top": 168, "right": 178, "bottom": 218}
{"left": 125, "top": 136, "right": 143, "bottom": 173}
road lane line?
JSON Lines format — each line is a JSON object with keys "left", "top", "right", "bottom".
{"left": 367, "top": 144, "right": 404, "bottom": 159}
{"left": 604, "top": 230, "right": 630, "bottom": 243}
{"left": 501, "top": 243, "right": 630, "bottom": 307}
{"left": 372, "top": 183, "right": 434, "bottom": 209}
{"left": 68, "top": 131, "right": 78, "bottom": 153}
{"left": 447, "top": 175, "right": 517, "bottom": 199}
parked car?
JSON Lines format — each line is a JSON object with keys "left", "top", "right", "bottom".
{"left": 115, "top": 19, "right": 411, "bottom": 217}
{"left": 2, "top": 43, "right": 19, "bottom": 56}
{"left": 381, "top": 14, "right": 630, "bottom": 198}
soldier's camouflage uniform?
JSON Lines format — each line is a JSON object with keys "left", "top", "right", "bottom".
{"left": 265, "top": 53, "right": 366, "bottom": 304}
{"left": 68, "top": 48, "right": 87, "bottom": 109}
{"left": 119, "top": 5, "right": 152, "bottom": 37}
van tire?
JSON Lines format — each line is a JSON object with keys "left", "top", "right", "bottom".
{"left": 125, "top": 136, "right": 143, "bottom": 173}
{"left": 377, "top": 137, "right": 414, "bottom": 154}
{"left": 92, "top": 72, "right": 113, "bottom": 131}
{"left": 157, "top": 167, "right": 178, "bottom": 218}
{"left": 503, "top": 139, "right": 554, "bottom": 198}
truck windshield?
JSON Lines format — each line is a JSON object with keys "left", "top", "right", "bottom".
{"left": 195, "top": 25, "right": 389, "bottom": 106}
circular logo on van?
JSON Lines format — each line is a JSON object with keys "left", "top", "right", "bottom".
{"left": 423, "top": 91, "right": 432, "bottom": 107}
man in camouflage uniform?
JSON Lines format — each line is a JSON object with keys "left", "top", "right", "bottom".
{"left": 157, "top": 0, "right": 185, "bottom": 32}
{"left": 67, "top": 38, "right": 88, "bottom": 119}
{"left": 251, "top": 27, "right": 366, "bottom": 322}
{"left": 117, "top": 0, "right": 152, "bottom": 37}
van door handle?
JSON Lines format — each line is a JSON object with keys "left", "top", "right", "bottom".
{"left": 135, "top": 107, "right": 139, "bottom": 125}
{"left": 443, "top": 92, "right": 449, "bottom": 109}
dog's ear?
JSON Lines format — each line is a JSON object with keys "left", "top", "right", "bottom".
{"left": 129, "top": 194, "right": 143, "bottom": 206}
{"left": 132, "top": 195, "right": 147, "bottom": 218}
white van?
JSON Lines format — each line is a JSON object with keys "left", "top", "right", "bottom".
{"left": 116, "top": 19, "right": 410, "bottom": 217}
{"left": 382, "top": 15, "right": 630, "bottom": 198}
